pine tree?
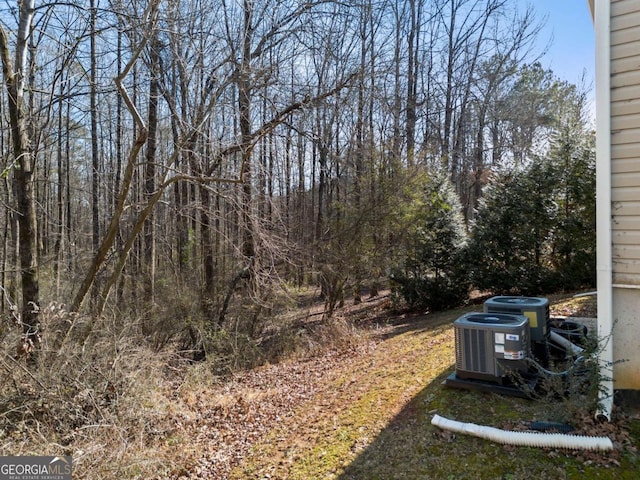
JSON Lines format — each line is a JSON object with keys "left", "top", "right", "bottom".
{"left": 391, "top": 170, "right": 469, "bottom": 310}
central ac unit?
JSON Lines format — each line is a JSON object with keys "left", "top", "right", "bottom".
{"left": 454, "top": 312, "right": 530, "bottom": 383}
{"left": 483, "top": 296, "right": 549, "bottom": 343}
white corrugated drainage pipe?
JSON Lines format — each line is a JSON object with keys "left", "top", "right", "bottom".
{"left": 431, "top": 414, "right": 613, "bottom": 451}
{"left": 573, "top": 291, "right": 597, "bottom": 298}
{"left": 549, "top": 330, "right": 585, "bottom": 356}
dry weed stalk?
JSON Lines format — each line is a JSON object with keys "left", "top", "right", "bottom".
{"left": 0, "top": 302, "right": 183, "bottom": 478}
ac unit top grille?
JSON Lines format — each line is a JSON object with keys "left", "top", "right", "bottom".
{"left": 489, "top": 296, "right": 547, "bottom": 306}
{"left": 462, "top": 313, "right": 526, "bottom": 325}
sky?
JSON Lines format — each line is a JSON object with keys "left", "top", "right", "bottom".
{"left": 522, "top": 0, "right": 595, "bottom": 89}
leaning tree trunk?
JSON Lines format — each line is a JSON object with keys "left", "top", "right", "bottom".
{"left": 71, "top": 2, "right": 159, "bottom": 313}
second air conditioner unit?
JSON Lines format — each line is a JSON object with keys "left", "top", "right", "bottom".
{"left": 483, "top": 296, "right": 550, "bottom": 343}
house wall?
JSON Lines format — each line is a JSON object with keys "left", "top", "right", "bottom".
{"left": 612, "top": 289, "right": 640, "bottom": 388}
{"left": 610, "top": 0, "right": 640, "bottom": 390}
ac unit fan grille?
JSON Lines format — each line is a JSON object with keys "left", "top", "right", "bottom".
{"left": 455, "top": 327, "right": 489, "bottom": 374}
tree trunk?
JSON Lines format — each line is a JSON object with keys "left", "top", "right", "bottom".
{"left": 144, "top": 39, "right": 161, "bottom": 304}
{"left": 239, "top": 0, "right": 255, "bottom": 263}
{"left": 71, "top": 2, "right": 158, "bottom": 312}
{"left": 406, "top": 0, "right": 420, "bottom": 167}
{"left": 0, "top": 1, "right": 40, "bottom": 352}
{"left": 90, "top": 0, "right": 100, "bottom": 307}
{"left": 54, "top": 68, "right": 65, "bottom": 296}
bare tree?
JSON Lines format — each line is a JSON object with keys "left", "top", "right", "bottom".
{"left": 0, "top": 0, "right": 40, "bottom": 353}
{"left": 71, "top": 1, "right": 159, "bottom": 312}
{"left": 0, "top": 0, "right": 560, "bottom": 333}
{"left": 143, "top": 37, "right": 161, "bottom": 304}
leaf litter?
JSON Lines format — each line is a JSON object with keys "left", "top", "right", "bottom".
{"left": 147, "top": 293, "right": 639, "bottom": 479}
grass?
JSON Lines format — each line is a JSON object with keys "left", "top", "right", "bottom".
{"left": 1, "top": 293, "right": 637, "bottom": 479}
{"left": 232, "top": 296, "right": 640, "bottom": 480}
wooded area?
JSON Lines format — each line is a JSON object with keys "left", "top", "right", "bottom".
{"left": 0, "top": 0, "right": 595, "bottom": 361}
{"left": 0, "top": 1, "right": 601, "bottom": 475}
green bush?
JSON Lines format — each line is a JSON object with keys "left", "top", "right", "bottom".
{"left": 465, "top": 161, "right": 558, "bottom": 295}
{"left": 466, "top": 133, "right": 595, "bottom": 295}
{"left": 390, "top": 170, "right": 470, "bottom": 311}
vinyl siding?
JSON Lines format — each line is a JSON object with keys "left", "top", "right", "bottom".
{"left": 611, "top": 0, "right": 640, "bottom": 286}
